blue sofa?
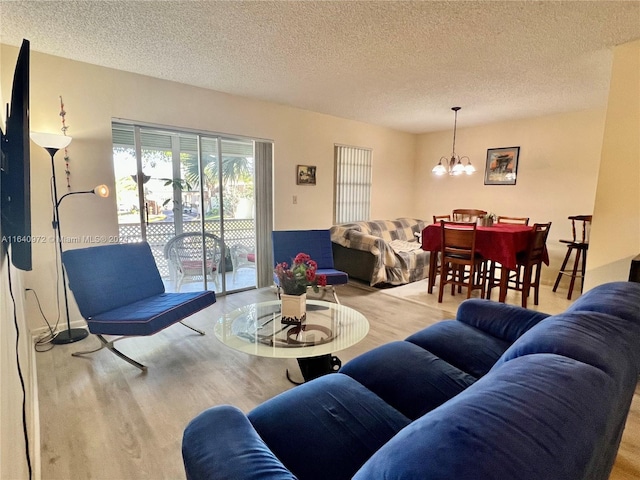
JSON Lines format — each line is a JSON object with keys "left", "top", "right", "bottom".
{"left": 182, "top": 281, "right": 640, "bottom": 480}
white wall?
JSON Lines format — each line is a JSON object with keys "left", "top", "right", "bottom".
{"left": 585, "top": 39, "right": 640, "bottom": 288}
{"left": 414, "top": 108, "right": 606, "bottom": 284}
{"left": 0, "top": 44, "right": 417, "bottom": 333}
{"left": 0, "top": 255, "right": 37, "bottom": 480}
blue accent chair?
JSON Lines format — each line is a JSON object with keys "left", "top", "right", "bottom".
{"left": 62, "top": 241, "right": 217, "bottom": 371}
{"left": 272, "top": 229, "right": 348, "bottom": 303}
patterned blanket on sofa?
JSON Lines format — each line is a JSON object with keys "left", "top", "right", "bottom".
{"left": 330, "top": 218, "right": 429, "bottom": 286}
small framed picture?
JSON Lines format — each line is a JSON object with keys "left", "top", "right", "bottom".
{"left": 484, "top": 147, "right": 520, "bottom": 185}
{"left": 296, "top": 165, "right": 316, "bottom": 185}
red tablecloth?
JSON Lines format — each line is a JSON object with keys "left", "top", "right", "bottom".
{"left": 422, "top": 223, "right": 533, "bottom": 270}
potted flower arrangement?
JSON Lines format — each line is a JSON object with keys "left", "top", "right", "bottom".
{"left": 478, "top": 212, "right": 497, "bottom": 227}
{"left": 274, "top": 253, "right": 327, "bottom": 324}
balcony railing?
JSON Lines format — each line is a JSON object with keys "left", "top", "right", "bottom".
{"left": 118, "top": 219, "right": 256, "bottom": 280}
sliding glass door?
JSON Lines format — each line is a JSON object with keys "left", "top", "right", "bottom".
{"left": 112, "top": 122, "right": 261, "bottom": 294}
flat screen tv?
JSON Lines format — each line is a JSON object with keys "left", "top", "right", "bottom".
{"left": 1, "top": 39, "right": 31, "bottom": 271}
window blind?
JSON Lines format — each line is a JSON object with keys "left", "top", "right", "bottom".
{"left": 334, "top": 145, "right": 372, "bottom": 224}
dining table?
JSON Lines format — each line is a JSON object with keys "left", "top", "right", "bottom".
{"left": 421, "top": 222, "right": 547, "bottom": 303}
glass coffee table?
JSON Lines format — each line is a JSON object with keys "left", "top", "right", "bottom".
{"left": 214, "top": 299, "right": 369, "bottom": 383}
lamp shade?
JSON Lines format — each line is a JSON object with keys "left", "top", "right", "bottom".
{"left": 432, "top": 160, "right": 447, "bottom": 176}
{"left": 464, "top": 162, "right": 476, "bottom": 175}
{"left": 94, "top": 185, "right": 109, "bottom": 198}
{"left": 30, "top": 132, "right": 72, "bottom": 149}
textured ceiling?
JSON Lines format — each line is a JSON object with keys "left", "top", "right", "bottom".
{"left": 1, "top": 1, "right": 639, "bottom": 133}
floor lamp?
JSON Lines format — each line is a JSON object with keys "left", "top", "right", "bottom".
{"left": 30, "top": 132, "right": 110, "bottom": 344}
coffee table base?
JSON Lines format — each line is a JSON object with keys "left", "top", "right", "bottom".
{"left": 286, "top": 354, "right": 343, "bottom": 384}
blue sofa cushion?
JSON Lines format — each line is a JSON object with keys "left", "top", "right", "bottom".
{"left": 493, "top": 310, "right": 640, "bottom": 380}
{"left": 86, "top": 291, "right": 216, "bottom": 336}
{"left": 567, "top": 281, "right": 640, "bottom": 321}
{"left": 316, "top": 268, "right": 349, "bottom": 285}
{"left": 340, "top": 341, "right": 476, "bottom": 420}
{"left": 406, "top": 320, "right": 511, "bottom": 378}
{"left": 183, "top": 405, "right": 296, "bottom": 480}
{"left": 248, "top": 373, "right": 410, "bottom": 480}
{"left": 63, "top": 242, "right": 165, "bottom": 317}
{"left": 456, "top": 298, "right": 550, "bottom": 342}
{"left": 355, "top": 354, "right": 620, "bottom": 480}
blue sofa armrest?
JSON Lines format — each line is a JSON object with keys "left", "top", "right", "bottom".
{"left": 182, "top": 406, "right": 297, "bottom": 480}
{"left": 456, "top": 299, "right": 551, "bottom": 343}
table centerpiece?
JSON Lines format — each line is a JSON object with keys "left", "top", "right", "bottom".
{"left": 274, "top": 253, "right": 327, "bottom": 325}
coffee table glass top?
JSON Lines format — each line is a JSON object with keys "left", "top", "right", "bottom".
{"left": 214, "top": 300, "right": 369, "bottom": 359}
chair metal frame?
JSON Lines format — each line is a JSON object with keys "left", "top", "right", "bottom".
{"left": 72, "top": 322, "right": 204, "bottom": 371}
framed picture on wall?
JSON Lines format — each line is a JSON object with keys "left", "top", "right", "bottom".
{"left": 296, "top": 165, "right": 317, "bottom": 185}
{"left": 484, "top": 147, "right": 520, "bottom": 185}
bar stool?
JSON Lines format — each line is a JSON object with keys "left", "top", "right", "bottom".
{"left": 553, "top": 215, "right": 592, "bottom": 300}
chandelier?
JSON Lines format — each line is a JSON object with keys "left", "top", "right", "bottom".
{"left": 432, "top": 107, "right": 476, "bottom": 176}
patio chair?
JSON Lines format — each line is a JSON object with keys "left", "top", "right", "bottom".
{"left": 164, "top": 232, "right": 223, "bottom": 292}
{"left": 272, "top": 230, "right": 348, "bottom": 303}
{"left": 230, "top": 244, "right": 256, "bottom": 282}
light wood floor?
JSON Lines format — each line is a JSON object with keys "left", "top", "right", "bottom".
{"left": 36, "top": 281, "right": 640, "bottom": 479}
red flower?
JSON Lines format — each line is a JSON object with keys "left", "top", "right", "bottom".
{"left": 274, "top": 252, "right": 327, "bottom": 295}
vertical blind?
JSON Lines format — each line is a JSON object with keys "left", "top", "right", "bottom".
{"left": 254, "top": 141, "right": 274, "bottom": 288}
{"left": 334, "top": 145, "right": 372, "bottom": 223}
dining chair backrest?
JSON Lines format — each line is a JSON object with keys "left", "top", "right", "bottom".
{"left": 566, "top": 215, "right": 592, "bottom": 245}
{"left": 497, "top": 216, "right": 530, "bottom": 226}
{"left": 438, "top": 220, "right": 485, "bottom": 302}
{"left": 524, "top": 222, "right": 552, "bottom": 265}
{"left": 452, "top": 209, "right": 487, "bottom": 223}
{"left": 433, "top": 214, "right": 451, "bottom": 223}
{"left": 440, "top": 221, "right": 478, "bottom": 260}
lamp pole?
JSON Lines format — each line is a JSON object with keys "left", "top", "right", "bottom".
{"left": 31, "top": 132, "right": 109, "bottom": 344}
{"left": 43, "top": 146, "right": 88, "bottom": 344}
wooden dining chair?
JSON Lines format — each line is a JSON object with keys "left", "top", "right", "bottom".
{"left": 496, "top": 216, "right": 530, "bottom": 225}
{"left": 553, "top": 215, "right": 592, "bottom": 299}
{"left": 429, "top": 215, "right": 452, "bottom": 286}
{"left": 489, "top": 216, "right": 530, "bottom": 288}
{"left": 433, "top": 214, "right": 451, "bottom": 223}
{"left": 438, "top": 221, "right": 485, "bottom": 302}
{"left": 452, "top": 209, "right": 487, "bottom": 223}
{"left": 487, "top": 222, "right": 551, "bottom": 307}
